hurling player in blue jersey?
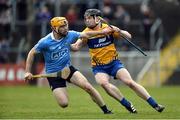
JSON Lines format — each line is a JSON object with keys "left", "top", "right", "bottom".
{"left": 24, "top": 17, "right": 114, "bottom": 114}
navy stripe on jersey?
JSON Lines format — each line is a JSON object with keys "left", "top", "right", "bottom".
{"left": 87, "top": 35, "right": 114, "bottom": 49}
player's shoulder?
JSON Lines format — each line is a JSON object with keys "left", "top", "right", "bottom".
{"left": 42, "top": 32, "right": 51, "bottom": 39}
{"left": 83, "top": 23, "right": 108, "bottom": 32}
{"left": 39, "top": 33, "right": 52, "bottom": 43}
{"left": 82, "top": 27, "right": 90, "bottom": 32}
{"left": 68, "top": 30, "right": 79, "bottom": 33}
{"left": 68, "top": 30, "right": 80, "bottom": 35}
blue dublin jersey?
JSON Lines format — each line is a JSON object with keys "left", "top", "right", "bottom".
{"left": 34, "top": 31, "right": 80, "bottom": 73}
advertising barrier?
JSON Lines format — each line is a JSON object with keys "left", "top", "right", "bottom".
{"left": 0, "top": 64, "right": 44, "bottom": 85}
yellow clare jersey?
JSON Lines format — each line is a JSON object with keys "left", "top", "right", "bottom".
{"left": 83, "top": 23, "right": 120, "bottom": 66}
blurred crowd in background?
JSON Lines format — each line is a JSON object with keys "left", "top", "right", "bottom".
{"left": 0, "top": 0, "right": 180, "bottom": 64}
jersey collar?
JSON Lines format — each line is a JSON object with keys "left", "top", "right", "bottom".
{"left": 50, "top": 32, "right": 56, "bottom": 40}
{"left": 50, "top": 32, "right": 63, "bottom": 42}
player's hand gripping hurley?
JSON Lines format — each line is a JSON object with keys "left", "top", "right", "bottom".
{"left": 33, "top": 67, "right": 70, "bottom": 78}
{"left": 24, "top": 67, "right": 70, "bottom": 82}
{"left": 98, "top": 17, "right": 147, "bottom": 56}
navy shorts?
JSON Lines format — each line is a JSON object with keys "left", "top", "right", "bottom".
{"left": 92, "top": 60, "right": 124, "bottom": 77}
{"left": 47, "top": 66, "right": 78, "bottom": 91}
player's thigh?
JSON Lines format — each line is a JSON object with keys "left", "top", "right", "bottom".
{"left": 53, "top": 87, "right": 68, "bottom": 104}
{"left": 70, "top": 71, "right": 91, "bottom": 89}
{"left": 95, "top": 72, "right": 110, "bottom": 85}
{"left": 116, "top": 68, "right": 133, "bottom": 84}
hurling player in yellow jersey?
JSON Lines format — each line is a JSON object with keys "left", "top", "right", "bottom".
{"left": 71, "top": 9, "right": 165, "bottom": 113}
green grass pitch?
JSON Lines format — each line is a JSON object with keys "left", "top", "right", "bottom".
{"left": 0, "top": 85, "right": 180, "bottom": 119}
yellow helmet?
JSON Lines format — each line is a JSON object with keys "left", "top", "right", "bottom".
{"left": 50, "top": 17, "right": 68, "bottom": 27}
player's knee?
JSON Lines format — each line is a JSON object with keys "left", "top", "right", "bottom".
{"left": 101, "top": 82, "right": 110, "bottom": 90}
{"left": 126, "top": 80, "right": 136, "bottom": 89}
{"left": 58, "top": 101, "right": 68, "bottom": 108}
{"left": 58, "top": 100, "right": 68, "bottom": 108}
{"left": 84, "top": 83, "right": 93, "bottom": 93}
{"left": 61, "top": 104, "right": 68, "bottom": 108}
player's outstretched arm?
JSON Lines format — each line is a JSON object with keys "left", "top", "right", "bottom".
{"left": 71, "top": 27, "right": 114, "bottom": 51}
{"left": 111, "top": 25, "right": 132, "bottom": 39}
{"left": 79, "top": 27, "right": 113, "bottom": 39}
{"left": 120, "top": 30, "right": 132, "bottom": 39}
{"left": 24, "top": 48, "right": 37, "bottom": 81}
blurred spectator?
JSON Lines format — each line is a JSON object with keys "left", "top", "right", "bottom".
{"left": 113, "top": 5, "right": 131, "bottom": 51}
{"left": 102, "top": 0, "right": 115, "bottom": 21}
{"left": 0, "top": 36, "right": 10, "bottom": 63}
{"left": 87, "top": 0, "right": 99, "bottom": 8}
{"left": 0, "top": 0, "right": 10, "bottom": 12}
{"left": 102, "top": 5, "right": 113, "bottom": 21}
{"left": 104, "top": 0, "right": 114, "bottom": 6}
{"left": 0, "top": 6, "right": 11, "bottom": 39}
{"left": 35, "top": 5, "right": 52, "bottom": 22}
{"left": 140, "top": 4, "right": 155, "bottom": 50}
{"left": 17, "top": 0, "right": 27, "bottom": 21}
{"left": 65, "top": 5, "right": 78, "bottom": 30}
{"left": 114, "top": 5, "right": 131, "bottom": 29}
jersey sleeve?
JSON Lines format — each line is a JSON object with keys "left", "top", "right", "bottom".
{"left": 68, "top": 30, "right": 81, "bottom": 43}
{"left": 34, "top": 38, "right": 46, "bottom": 53}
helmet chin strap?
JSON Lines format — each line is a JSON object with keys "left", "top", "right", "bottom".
{"left": 51, "top": 27, "right": 59, "bottom": 34}
{"left": 95, "top": 16, "right": 100, "bottom": 24}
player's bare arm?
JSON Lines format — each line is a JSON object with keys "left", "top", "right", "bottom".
{"left": 120, "top": 30, "right": 132, "bottom": 39}
{"left": 24, "top": 48, "right": 37, "bottom": 81}
{"left": 71, "top": 27, "right": 114, "bottom": 51}
{"left": 79, "top": 27, "right": 113, "bottom": 39}
{"left": 111, "top": 25, "right": 132, "bottom": 39}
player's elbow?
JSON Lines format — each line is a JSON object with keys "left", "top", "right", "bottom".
{"left": 71, "top": 48, "right": 79, "bottom": 52}
{"left": 80, "top": 33, "right": 88, "bottom": 39}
